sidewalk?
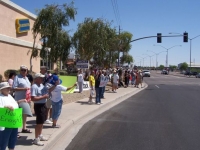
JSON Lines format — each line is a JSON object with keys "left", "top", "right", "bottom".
{"left": 15, "top": 84, "right": 147, "bottom": 150}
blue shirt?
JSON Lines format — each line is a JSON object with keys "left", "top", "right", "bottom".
{"left": 12, "top": 74, "right": 31, "bottom": 101}
{"left": 31, "top": 84, "right": 48, "bottom": 104}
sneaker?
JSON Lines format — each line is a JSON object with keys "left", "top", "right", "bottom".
{"left": 44, "top": 120, "right": 53, "bottom": 124}
{"left": 97, "top": 103, "right": 100, "bottom": 105}
{"left": 100, "top": 102, "right": 103, "bottom": 104}
{"left": 32, "top": 138, "right": 44, "bottom": 146}
{"left": 39, "top": 135, "right": 48, "bottom": 141}
{"left": 49, "top": 118, "right": 52, "bottom": 122}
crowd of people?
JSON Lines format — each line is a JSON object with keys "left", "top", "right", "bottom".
{"left": 0, "top": 65, "right": 143, "bottom": 149}
{"left": 77, "top": 67, "right": 144, "bottom": 105}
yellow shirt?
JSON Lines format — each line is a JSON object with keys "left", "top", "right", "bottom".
{"left": 89, "top": 75, "right": 95, "bottom": 87}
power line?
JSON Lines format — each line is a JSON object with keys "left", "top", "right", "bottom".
{"left": 111, "top": 0, "right": 121, "bottom": 27}
{"left": 113, "top": 0, "right": 121, "bottom": 26}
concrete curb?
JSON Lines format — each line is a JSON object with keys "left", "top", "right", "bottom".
{"left": 45, "top": 83, "right": 148, "bottom": 150}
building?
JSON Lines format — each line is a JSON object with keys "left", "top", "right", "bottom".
{"left": 0, "top": 0, "right": 40, "bottom": 76}
{"left": 178, "top": 62, "right": 200, "bottom": 70}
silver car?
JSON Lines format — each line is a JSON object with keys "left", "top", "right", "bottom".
{"left": 196, "top": 73, "right": 200, "bottom": 78}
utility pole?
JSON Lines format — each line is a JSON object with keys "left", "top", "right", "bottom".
{"left": 118, "top": 25, "right": 122, "bottom": 67}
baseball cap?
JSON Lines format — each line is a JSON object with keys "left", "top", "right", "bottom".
{"left": 34, "top": 73, "right": 45, "bottom": 78}
{"left": 49, "top": 75, "right": 62, "bottom": 85}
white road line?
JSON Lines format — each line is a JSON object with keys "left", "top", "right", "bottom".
{"left": 155, "top": 85, "right": 159, "bottom": 88}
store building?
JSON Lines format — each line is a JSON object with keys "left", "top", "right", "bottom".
{"left": 0, "top": 0, "right": 41, "bottom": 76}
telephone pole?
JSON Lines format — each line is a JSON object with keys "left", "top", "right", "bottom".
{"left": 118, "top": 25, "right": 122, "bottom": 67}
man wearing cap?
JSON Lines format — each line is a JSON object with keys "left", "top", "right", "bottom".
{"left": 40, "top": 66, "right": 53, "bottom": 124}
{"left": 12, "top": 65, "right": 32, "bottom": 134}
{"left": 31, "top": 73, "right": 49, "bottom": 146}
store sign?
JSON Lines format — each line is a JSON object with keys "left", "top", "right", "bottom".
{"left": 16, "top": 19, "right": 30, "bottom": 33}
{"left": 76, "top": 60, "right": 89, "bottom": 69}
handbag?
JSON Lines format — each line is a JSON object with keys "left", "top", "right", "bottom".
{"left": 26, "top": 89, "right": 31, "bottom": 102}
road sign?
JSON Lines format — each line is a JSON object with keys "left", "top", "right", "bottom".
{"left": 76, "top": 60, "right": 89, "bottom": 69}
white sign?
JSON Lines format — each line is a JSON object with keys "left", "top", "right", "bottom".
{"left": 74, "top": 81, "right": 90, "bottom": 92}
{"left": 76, "top": 60, "right": 89, "bottom": 69}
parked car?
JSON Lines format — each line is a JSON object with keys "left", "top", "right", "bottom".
{"left": 161, "top": 70, "right": 168, "bottom": 75}
{"left": 195, "top": 73, "right": 200, "bottom": 78}
{"left": 185, "top": 71, "right": 198, "bottom": 76}
{"left": 142, "top": 70, "right": 150, "bottom": 77}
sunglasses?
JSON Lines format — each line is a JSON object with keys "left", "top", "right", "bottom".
{"left": 20, "top": 69, "right": 27, "bottom": 72}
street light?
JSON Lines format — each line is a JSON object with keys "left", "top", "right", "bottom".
{"left": 153, "top": 44, "right": 181, "bottom": 67}
{"left": 147, "top": 50, "right": 166, "bottom": 68}
{"left": 136, "top": 56, "right": 146, "bottom": 68}
{"left": 143, "top": 54, "right": 154, "bottom": 69}
{"left": 169, "top": 32, "right": 200, "bottom": 72}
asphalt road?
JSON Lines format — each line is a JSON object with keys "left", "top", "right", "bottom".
{"left": 66, "top": 72, "right": 200, "bottom": 150}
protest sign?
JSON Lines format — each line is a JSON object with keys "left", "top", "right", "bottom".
{"left": 0, "top": 108, "right": 22, "bottom": 128}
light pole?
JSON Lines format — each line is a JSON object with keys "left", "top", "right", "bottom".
{"left": 143, "top": 54, "right": 153, "bottom": 69}
{"left": 147, "top": 50, "right": 166, "bottom": 69}
{"left": 136, "top": 56, "right": 146, "bottom": 68}
{"left": 153, "top": 44, "right": 181, "bottom": 67}
{"left": 169, "top": 32, "right": 200, "bottom": 72}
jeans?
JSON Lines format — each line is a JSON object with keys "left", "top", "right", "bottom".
{"left": 101, "top": 86, "right": 105, "bottom": 98}
{"left": 95, "top": 87, "right": 102, "bottom": 103}
{"left": 0, "top": 128, "right": 18, "bottom": 150}
{"left": 78, "top": 82, "right": 83, "bottom": 93}
{"left": 52, "top": 100, "right": 63, "bottom": 120}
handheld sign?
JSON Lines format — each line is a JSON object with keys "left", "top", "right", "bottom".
{"left": 0, "top": 108, "right": 22, "bottom": 128}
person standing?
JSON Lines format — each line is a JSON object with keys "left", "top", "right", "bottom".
{"left": 31, "top": 73, "right": 49, "bottom": 146}
{"left": 12, "top": 65, "right": 32, "bottom": 133}
{"left": 48, "top": 75, "right": 76, "bottom": 128}
{"left": 95, "top": 70, "right": 102, "bottom": 105}
{"left": 77, "top": 69, "right": 84, "bottom": 93}
{"left": 112, "top": 70, "right": 119, "bottom": 93}
{"left": 40, "top": 66, "right": 52, "bottom": 124}
{"left": 88, "top": 71, "right": 95, "bottom": 104}
{"left": 0, "top": 82, "right": 19, "bottom": 150}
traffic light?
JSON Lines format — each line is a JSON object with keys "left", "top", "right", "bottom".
{"left": 183, "top": 32, "right": 188, "bottom": 42}
{"left": 157, "top": 33, "right": 162, "bottom": 43}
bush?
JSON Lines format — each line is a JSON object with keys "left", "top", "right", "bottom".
{"left": 59, "top": 70, "right": 67, "bottom": 75}
{"left": 4, "top": 69, "right": 18, "bottom": 79}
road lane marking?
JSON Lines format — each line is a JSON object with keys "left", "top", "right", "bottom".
{"left": 155, "top": 85, "right": 159, "bottom": 88}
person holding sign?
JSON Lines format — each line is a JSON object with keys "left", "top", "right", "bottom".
{"left": 31, "top": 73, "right": 49, "bottom": 146}
{"left": 0, "top": 82, "right": 19, "bottom": 150}
{"left": 48, "top": 75, "right": 77, "bottom": 128}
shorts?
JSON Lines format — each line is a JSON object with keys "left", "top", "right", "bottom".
{"left": 34, "top": 103, "right": 47, "bottom": 124}
{"left": 52, "top": 100, "right": 63, "bottom": 120}
{"left": 18, "top": 102, "right": 33, "bottom": 117}
{"left": 113, "top": 82, "right": 118, "bottom": 87}
{"left": 46, "top": 98, "right": 52, "bottom": 108}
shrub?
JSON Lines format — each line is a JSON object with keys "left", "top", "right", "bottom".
{"left": 59, "top": 70, "right": 67, "bottom": 75}
{"left": 4, "top": 69, "right": 17, "bottom": 79}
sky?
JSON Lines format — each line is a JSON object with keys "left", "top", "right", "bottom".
{"left": 11, "top": 0, "right": 200, "bottom": 67}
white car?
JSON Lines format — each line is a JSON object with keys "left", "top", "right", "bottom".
{"left": 142, "top": 70, "right": 150, "bottom": 77}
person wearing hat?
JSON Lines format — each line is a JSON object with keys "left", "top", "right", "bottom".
{"left": 31, "top": 73, "right": 49, "bottom": 146}
{"left": 40, "top": 66, "right": 53, "bottom": 124}
{"left": 112, "top": 70, "right": 119, "bottom": 93}
{"left": 48, "top": 75, "right": 76, "bottom": 128}
{"left": 12, "top": 65, "right": 32, "bottom": 134}
{"left": 0, "top": 82, "right": 19, "bottom": 150}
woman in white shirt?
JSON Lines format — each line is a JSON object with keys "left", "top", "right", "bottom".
{"left": 77, "top": 69, "right": 84, "bottom": 93}
{"left": 0, "top": 82, "right": 19, "bottom": 150}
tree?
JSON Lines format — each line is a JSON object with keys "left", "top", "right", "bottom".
{"left": 72, "top": 18, "right": 118, "bottom": 67}
{"left": 180, "top": 62, "right": 188, "bottom": 71}
{"left": 30, "top": 2, "right": 77, "bottom": 72}
{"left": 159, "top": 65, "right": 165, "bottom": 70}
{"left": 121, "top": 54, "right": 134, "bottom": 64}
